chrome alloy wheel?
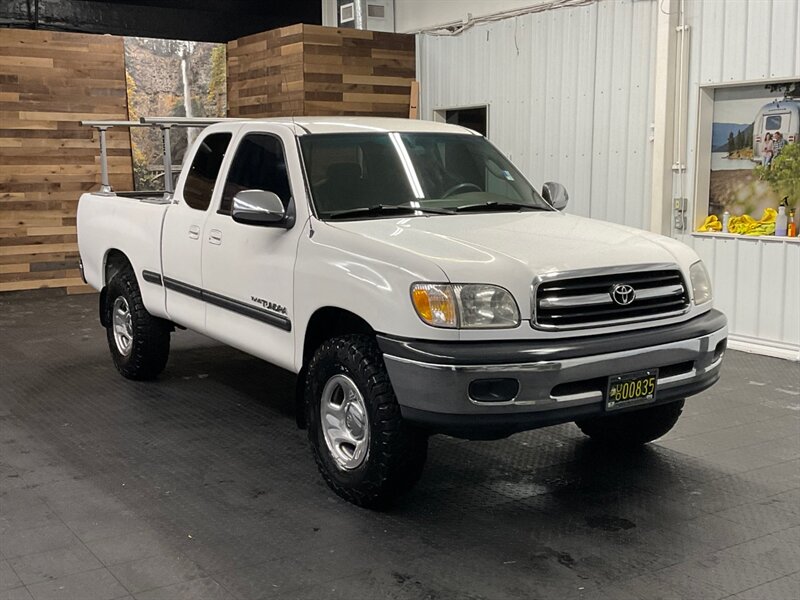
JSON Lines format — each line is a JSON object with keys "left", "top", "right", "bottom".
{"left": 112, "top": 296, "right": 134, "bottom": 357}
{"left": 320, "top": 374, "right": 370, "bottom": 470}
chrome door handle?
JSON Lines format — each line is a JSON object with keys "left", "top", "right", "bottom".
{"left": 208, "top": 229, "right": 222, "bottom": 245}
{"left": 188, "top": 225, "right": 200, "bottom": 239}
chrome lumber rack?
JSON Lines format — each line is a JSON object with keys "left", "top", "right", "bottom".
{"left": 81, "top": 117, "right": 243, "bottom": 194}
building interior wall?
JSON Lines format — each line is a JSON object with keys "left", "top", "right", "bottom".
{"left": 227, "top": 24, "right": 415, "bottom": 119}
{"left": 417, "top": 0, "right": 658, "bottom": 231}
{"left": 0, "top": 29, "right": 132, "bottom": 294}
{"left": 678, "top": 0, "right": 800, "bottom": 359}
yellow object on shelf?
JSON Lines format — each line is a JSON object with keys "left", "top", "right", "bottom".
{"left": 727, "top": 208, "right": 777, "bottom": 236}
{"left": 698, "top": 215, "right": 722, "bottom": 232}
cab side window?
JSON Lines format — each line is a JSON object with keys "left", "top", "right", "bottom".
{"left": 220, "top": 134, "right": 292, "bottom": 215}
{"left": 183, "top": 133, "right": 231, "bottom": 211}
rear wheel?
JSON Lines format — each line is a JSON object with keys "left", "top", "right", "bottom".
{"left": 305, "top": 335, "right": 428, "bottom": 508}
{"left": 575, "top": 400, "right": 684, "bottom": 447}
{"left": 105, "top": 267, "right": 170, "bottom": 380}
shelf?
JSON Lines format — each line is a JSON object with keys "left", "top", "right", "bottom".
{"left": 691, "top": 232, "right": 800, "bottom": 243}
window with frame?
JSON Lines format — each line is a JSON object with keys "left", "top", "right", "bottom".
{"left": 182, "top": 133, "right": 231, "bottom": 211}
{"left": 764, "top": 115, "right": 783, "bottom": 130}
{"left": 220, "top": 134, "right": 292, "bottom": 215}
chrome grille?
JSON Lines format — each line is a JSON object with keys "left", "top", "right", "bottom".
{"left": 532, "top": 265, "right": 690, "bottom": 330}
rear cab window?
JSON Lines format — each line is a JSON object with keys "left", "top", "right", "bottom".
{"left": 182, "top": 133, "right": 232, "bottom": 211}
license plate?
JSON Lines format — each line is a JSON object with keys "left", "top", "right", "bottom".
{"left": 606, "top": 369, "right": 658, "bottom": 411}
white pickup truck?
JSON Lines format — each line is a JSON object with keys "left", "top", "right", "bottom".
{"left": 78, "top": 117, "right": 727, "bottom": 507}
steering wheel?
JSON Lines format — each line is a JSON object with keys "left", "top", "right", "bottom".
{"left": 442, "top": 182, "right": 482, "bottom": 198}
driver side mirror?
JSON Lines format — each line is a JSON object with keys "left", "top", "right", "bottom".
{"left": 232, "top": 190, "right": 286, "bottom": 226}
{"left": 542, "top": 181, "right": 568, "bottom": 211}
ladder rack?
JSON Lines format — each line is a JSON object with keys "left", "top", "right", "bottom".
{"left": 81, "top": 117, "right": 244, "bottom": 194}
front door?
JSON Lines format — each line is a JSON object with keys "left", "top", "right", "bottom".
{"left": 201, "top": 129, "right": 299, "bottom": 371}
{"left": 161, "top": 131, "right": 232, "bottom": 331}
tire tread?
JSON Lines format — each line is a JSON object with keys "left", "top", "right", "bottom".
{"left": 105, "top": 268, "right": 170, "bottom": 381}
{"left": 306, "top": 334, "right": 427, "bottom": 508}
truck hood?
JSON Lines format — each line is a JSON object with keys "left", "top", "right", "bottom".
{"left": 328, "top": 211, "right": 698, "bottom": 287}
{"left": 329, "top": 212, "right": 699, "bottom": 326}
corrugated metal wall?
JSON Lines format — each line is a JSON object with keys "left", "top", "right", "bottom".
{"left": 685, "top": 235, "right": 800, "bottom": 358}
{"left": 680, "top": 0, "right": 800, "bottom": 359}
{"left": 417, "top": 0, "right": 658, "bottom": 230}
{"left": 683, "top": 0, "right": 800, "bottom": 220}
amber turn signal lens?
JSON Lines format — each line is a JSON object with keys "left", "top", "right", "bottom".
{"left": 411, "top": 284, "right": 457, "bottom": 328}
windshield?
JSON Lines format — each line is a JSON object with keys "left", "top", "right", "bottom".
{"left": 299, "top": 132, "right": 550, "bottom": 219}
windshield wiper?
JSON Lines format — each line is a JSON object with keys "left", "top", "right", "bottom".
{"left": 326, "top": 204, "right": 454, "bottom": 220}
{"left": 454, "top": 201, "right": 544, "bottom": 213}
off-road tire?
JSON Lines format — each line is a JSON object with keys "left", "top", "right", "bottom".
{"left": 105, "top": 267, "right": 170, "bottom": 381}
{"left": 305, "top": 335, "right": 428, "bottom": 508}
{"left": 575, "top": 400, "right": 685, "bottom": 447}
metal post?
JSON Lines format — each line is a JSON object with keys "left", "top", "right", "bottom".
{"left": 161, "top": 125, "right": 174, "bottom": 194}
{"left": 98, "top": 127, "right": 112, "bottom": 193}
{"left": 353, "top": 0, "right": 368, "bottom": 29}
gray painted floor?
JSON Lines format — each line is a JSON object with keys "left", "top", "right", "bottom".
{"left": 1, "top": 294, "right": 799, "bottom": 600}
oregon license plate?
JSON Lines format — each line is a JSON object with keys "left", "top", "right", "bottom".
{"left": 606, "top": 369, "right": 658, "bottom": 411}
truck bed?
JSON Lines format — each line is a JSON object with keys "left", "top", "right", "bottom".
{"left": 77, "top": 191, "right": 171, "bottom": 318}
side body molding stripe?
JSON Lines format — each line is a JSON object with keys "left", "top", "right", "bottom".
{"left": 142, "top": 270, "right": 163, "bottom": 286}
{"left": 203, "top": 289, "right": 292, "bottom": 331}
{"left": 163, "top": 276, "right": 202, "bottom": 299}
{"left": 159, "top": 275, "right": 291, "bottom": 331}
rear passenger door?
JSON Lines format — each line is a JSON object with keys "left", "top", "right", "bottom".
{"left": 201, "top": 129, "right": 299, "bottom": 370}
{"left": 161, "top": 131, "right": 231, "bottom": 331}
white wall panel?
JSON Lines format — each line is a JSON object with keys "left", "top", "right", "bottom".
{"left": 394, "top": 0, "right": 553, "bottom": 33}
{"left": 418, "top": 0, "right": 657, "bottom": 230}
{"left": 681, "top": 0, "right": 800, "bottom": 359}
{"left": 682, "top": 235, "right": 800, "bottom": 360}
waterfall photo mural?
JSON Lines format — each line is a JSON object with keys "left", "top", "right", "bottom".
{"left": 123, "top": 37, "right": 227, "bottom": 191}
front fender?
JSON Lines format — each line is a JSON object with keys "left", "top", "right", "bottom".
{"left": 292, "top": 221, "right": 458, "bottom": 371}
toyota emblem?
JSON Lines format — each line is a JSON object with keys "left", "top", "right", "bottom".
{"left": 610, "top": 284, "right": 636, "bottom": 306}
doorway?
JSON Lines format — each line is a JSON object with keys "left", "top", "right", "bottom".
{"left": 435, "top": 105, "right": 488, "bottom": 136}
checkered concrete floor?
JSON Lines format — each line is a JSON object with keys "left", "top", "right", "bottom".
{"left": 1, "top": 294, "right": 798, "bottom": 600}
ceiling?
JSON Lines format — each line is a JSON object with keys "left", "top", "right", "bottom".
{"left": 0, "top": 0, "right": 322, "bottom": 42}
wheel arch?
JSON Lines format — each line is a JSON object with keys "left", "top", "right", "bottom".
{"left": 295, "top": 306, "right": 376, "bottom": 429}
{"left": 103, "top": 248, "right": 133, "bottom": 287}
{"left": 99, "top": 249, "right": 134, "bottom": 327}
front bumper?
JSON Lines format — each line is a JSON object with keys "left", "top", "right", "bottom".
{"left": 378, "top": 310, "right": 727, "bottom": 439}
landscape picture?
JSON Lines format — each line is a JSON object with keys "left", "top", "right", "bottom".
{"left": 124, "top": 37, "right": 227, "bottom": 191}
{"left": 708, "top": 81, "right": 799, "bottom": 218}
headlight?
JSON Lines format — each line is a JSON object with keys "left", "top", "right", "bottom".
{"left": 411, "top": 283, "right": 520, "bottom": 328}
{"left": 689, "top": 261, "right": 713, "bottom": 305}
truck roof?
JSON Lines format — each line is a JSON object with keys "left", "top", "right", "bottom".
{"left": 223, "top": 116, "right": 481, "bottom": 135}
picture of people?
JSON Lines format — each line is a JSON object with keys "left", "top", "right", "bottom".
{"left": 708, "top": 82, "right": 799, "bottom": 218}
{"left": 761, "top": 132, "right": 773, "bottom": 167}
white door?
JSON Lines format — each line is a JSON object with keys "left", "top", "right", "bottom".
{"left": 201, "top": 129, "right": 300, "bottom": 371}
{"left": 162, "top": 131, "right": 233, "bottom": 331}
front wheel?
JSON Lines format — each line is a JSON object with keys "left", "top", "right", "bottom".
{"left": 105, "top": 267, "right": 171, "bottom": 381}
{"left": 305, "top": 335, "right": 428, "bottom": 508}
{"left": 575, "top": 400, "right": 685, "bottom": 447}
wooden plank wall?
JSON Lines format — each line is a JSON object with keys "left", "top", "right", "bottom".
{"left": 227, "top": 24, "right": 415, "bottom": 118}
{"left": 227, "top": 24, "right": 305, "bottom": 117}
{"left": 0, "top": 29, "right": 132, "bottom": 294}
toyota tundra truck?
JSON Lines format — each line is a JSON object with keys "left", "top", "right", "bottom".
{"left": 77, "top": 117, "right": 727, "bottom": 507}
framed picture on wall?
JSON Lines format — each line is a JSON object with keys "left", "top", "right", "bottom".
{"left": 694, "top": 79, "right": 799, "bottom": 229}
